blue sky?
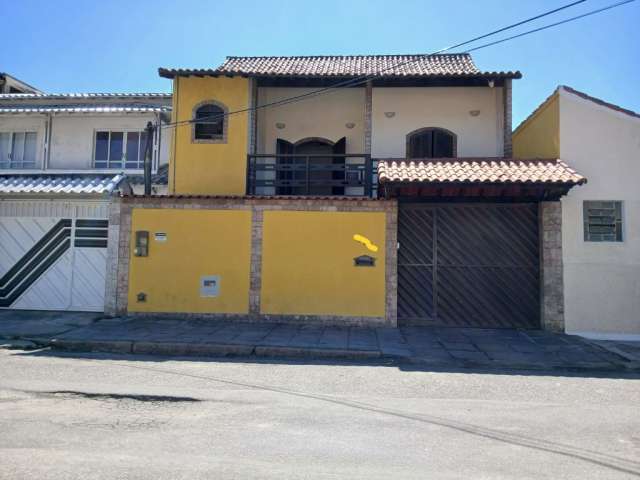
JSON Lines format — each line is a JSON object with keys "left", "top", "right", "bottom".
{"left": 2, "top": 0, "right": 638, "bottom": 126}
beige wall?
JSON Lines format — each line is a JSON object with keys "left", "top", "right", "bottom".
{"left": 560, "top": 89, "right": 640, "bottom": 339}
{"left": 256, "top": 87, "right": 365, "bottom": 153}
{"left": 0, "top": 113, "right": 170, "bottom": 173}
{"left": 371, "top": 86, "right": 504, "bottom": 158}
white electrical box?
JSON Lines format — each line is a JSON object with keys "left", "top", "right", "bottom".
{"left": 200, "top": 275, "right": 220, "bottom": 297}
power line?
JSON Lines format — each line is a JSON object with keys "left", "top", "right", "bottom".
{"left": 161, "top": 0, "right": 634, "bottom": 131}
{"left": 160, "top": 0, "right": 589, "bottom": 130}
{"left": 467, "top": 0, "right": 635, "bottom": 52}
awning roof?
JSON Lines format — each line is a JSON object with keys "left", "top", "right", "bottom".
{"left": 378, "top": 158, "right": 586, "bottom": 185}
{"left": 0, "top": 104, "right": 170, "bottom": 114}
{"left": 378, "top": 158, "right": 586, "bottom": 200}
{"left": 0, "top": 174, "right": 126, "bottom": 195}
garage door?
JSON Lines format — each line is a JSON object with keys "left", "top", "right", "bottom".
{"left": 398, "top": 203, "right": 540, "bottom": 328}
{"left": 0, "top": 200, "right": 109, "bottom": 312}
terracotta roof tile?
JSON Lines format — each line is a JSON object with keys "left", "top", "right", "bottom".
{"left": 159, "top": 54, "right": 521, "bottom": 79}
{"left": 377, "top": 158, "right": 586, "bottom": 185}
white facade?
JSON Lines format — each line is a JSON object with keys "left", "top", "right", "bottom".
{"left": 371, "top": 86, "right": 504, "bottom": 158}
{"left": 255, "top": 85, "right": 505, "bottom": 158}
{"left": 0, "top": 94, "right": 171, "bottom": 176}
{"left": 559, "top": 88, "right": 640, "bottom": 339}
{"left": 257, "top": 87, "right": 365, "bottom": 154}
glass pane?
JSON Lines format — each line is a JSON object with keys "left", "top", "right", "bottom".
{"left": 12, "top": 132, "right": 25, "bottom": 168}
{"left": 0, "top": 132, "right": 10, "bottom": 168}
{"left": 23, "top": 132, "right": 37, "bottom": 167}
{"left": 109, "top": 132, "right": 124, "bottom": 168}
{"left": 95, "top": 131, "right": 109, "bottom": 163}
{"left": 126, "top": 132, "right": 140, "bottom": 168}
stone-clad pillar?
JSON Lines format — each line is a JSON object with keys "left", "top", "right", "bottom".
{"left": 503, "top": 78, "right": 513, "bottom": 157}
{"left": 539, "top": 201, "right": 564, "bottom": 332}
{"left": 103, "top": 197, "right": 121, "bottom": 317}
{"left": 364, "top": 80, "right": 372, "bottom": 155}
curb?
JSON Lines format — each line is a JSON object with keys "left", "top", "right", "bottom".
{"left": 49, "top": 338, "right": 382, "bottom": 361}
{"left": 254, "top": 345, "right": 381, "bottom": 360}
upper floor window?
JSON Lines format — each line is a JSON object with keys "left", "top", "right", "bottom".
{"left": 94, "top": 130, "right": 148, "bottom": 169}
{"left": 192, "top": 101, "right": 227, "bottom": 143}
{"left": 0, "top": 131, "right": 37, "bottom": 169}
{"left": 406, "top": 127, "right": 456, "bottom": 159}
{"left": 583, "top": 201, "right": 623, "bottom": 242}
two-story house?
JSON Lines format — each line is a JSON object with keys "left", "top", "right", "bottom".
{"left": 0, "top": 86, "right": 171, "bottom": 312}
{"left": 110, "top": 54, "right": 585, "bottom": 332}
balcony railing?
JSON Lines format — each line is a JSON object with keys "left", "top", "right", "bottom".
{"left": 247, "top": 154, "right": 377, "bottom": 197}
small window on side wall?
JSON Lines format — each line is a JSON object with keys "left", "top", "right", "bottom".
{"left": 583, "top": 201, "right": 623, "bottom": 242}
{"left": 407, "top": 127, "right": 456, "bottom": 159}
{"left": 192, "top": 101, "right": 227, "bottom": 143}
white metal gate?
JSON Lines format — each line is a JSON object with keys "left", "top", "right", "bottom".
{"left": 0, "top": 200, "right": 109, "bottom": 312}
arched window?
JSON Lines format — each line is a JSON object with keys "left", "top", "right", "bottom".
{"left": 406, "top": 127, "right": 456, "bottom": 158}
{"left": 192, "top": 101, "right": 227, "bottom": 143}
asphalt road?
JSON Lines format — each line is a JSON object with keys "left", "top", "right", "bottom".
{"left": 1, "top": 349, "right": 639, "bottom": 479}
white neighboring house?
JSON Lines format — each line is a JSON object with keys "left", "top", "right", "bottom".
{"left": 0, "top": 72, "right": 42, "bottom": 94}
{"left": 514, "top": 86, "right": 640, "bottom": 340}
{"left": 0, "top": 84, "right": 172, "bottom": 312}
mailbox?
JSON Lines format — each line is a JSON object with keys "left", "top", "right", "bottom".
{"left": 354, "top": 255, "right": 376, "bottom": 267}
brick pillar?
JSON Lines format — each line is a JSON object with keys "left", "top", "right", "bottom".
{"left": 502, "top": 78, "right": 513, "bottom": 157}
{"left": 248, "top": 207, "right": 263, "bottom": 317}
{"left": 103, "top": 197, "right": 121, "bottom": 317}
{"left": 364, "top": 80, "right": 372, "bottom": 155}
{"left": 115, "top": 203, "right": 133, "bottom": 316}
{"left": 248, "top": 77, "right": 258, "bottom": 155}
{"left": 539, "top": 201, "right": 564, "bottom": 332}
{"left": 385, "top": 203, "right": 398, "bottom": 327}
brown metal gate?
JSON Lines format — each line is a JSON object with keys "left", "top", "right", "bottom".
{"left": 397, "top": 203, "right": 540, "bottom": 328}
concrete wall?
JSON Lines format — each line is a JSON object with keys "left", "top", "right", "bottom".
{"left": 260, "top": 210, "right": 386, "bottom": 317}
{"left": 513, "top": 92, "right": 560, "bottom": 159}
{"left": 559, "top": 90, "right": 640, "bottom": 339}
{"left": 112, "top": 197, "right": 398, "bottom": 327}
{"left": 256, "top": 87, "right": 365, "bottom": 154}
{"left": 0, "top": 113, "right": 169, "bottom": 172}
{"left": 127, "top": 208, "right": 253, "bottom": 314}
{"left": 371, "top": 86, "right": 504, "bottom": 158}
{"left": 49, "top": 114, "right": 167, "bottom": 171}
{"left": 169, "top": 76, "right": 250, "bottom": 195}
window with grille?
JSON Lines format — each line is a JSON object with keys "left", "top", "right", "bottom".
{"left": 94, "top": 130, "right": 148, "bottom": 169}
{"left": 0, "top": 131, "right": 38, "bottom": 169}
{"left": 583, "top": 201, "right": 623, "bottom": 242}
{"left": 193, "top": 103, "right": 226, "bottom": 141}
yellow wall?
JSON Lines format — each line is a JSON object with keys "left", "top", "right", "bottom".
{"left": 170, "top": 76, "right": 250, "bottom": 195}
{"left": 260, "top": 211, "right": 386, "bottom": 317}
{"left": 513, "top": 92, "right": 560, "bottom": 158}
{"left": 128, "top": 208, "right": 252, "bottom": 314}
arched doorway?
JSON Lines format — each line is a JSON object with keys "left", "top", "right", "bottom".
{"left": 276, "top": 137, "right": 346, "bottom": 195}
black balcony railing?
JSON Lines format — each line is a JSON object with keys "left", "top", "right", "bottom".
{"left": 247, "top": 154, "right": 377, "bottom": 197}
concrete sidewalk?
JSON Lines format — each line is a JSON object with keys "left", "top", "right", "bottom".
{"left": 34, "top": 316, "right": 637, "bottom": 372}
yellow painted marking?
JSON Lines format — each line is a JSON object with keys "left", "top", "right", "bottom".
{"left": 353, "top": 234, "right": 379, "bottom": 252}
